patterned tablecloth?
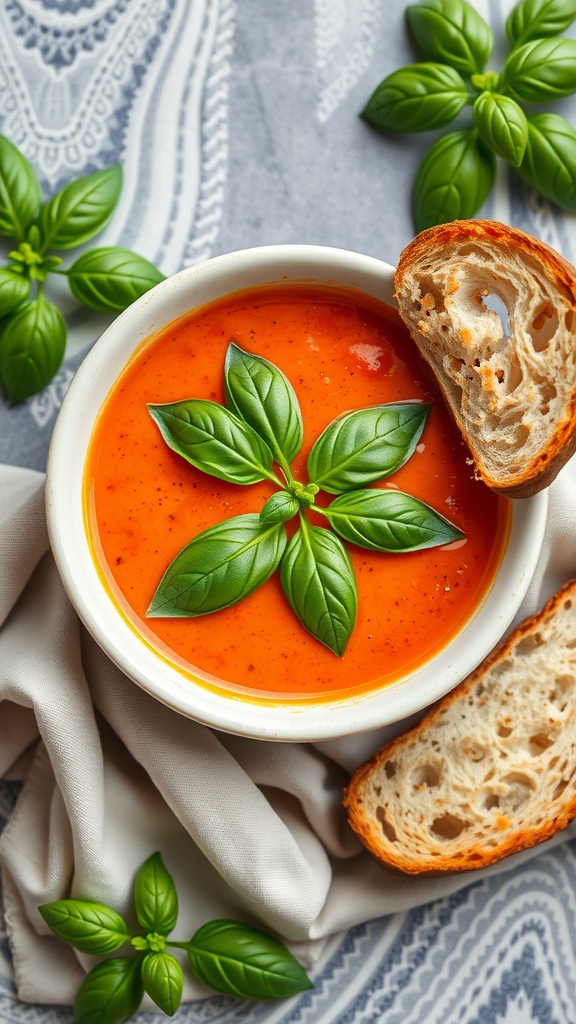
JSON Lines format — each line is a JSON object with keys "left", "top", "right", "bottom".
{"left": 1, "top": 1, "right": 576, "bottom": 1022}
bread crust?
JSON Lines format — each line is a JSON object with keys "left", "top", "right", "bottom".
{"left": 344, "top": 578, "right": 576, "bottom": 874}
{"left": 394, "top": 220, "right": 576, "bottom": 498}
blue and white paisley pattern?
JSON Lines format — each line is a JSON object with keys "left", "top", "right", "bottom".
{"left": 0, "top": 0, "right": 234, "bottom": 274}
{"left": 0, "top": 0, "right": 174, "bottom": 190}
{"left": 5, "top": 0, "right": 133, "bottom": 71}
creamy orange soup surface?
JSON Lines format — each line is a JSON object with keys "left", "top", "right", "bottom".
{"left": 84, "top": 284, "right": 510, "bottom": 702}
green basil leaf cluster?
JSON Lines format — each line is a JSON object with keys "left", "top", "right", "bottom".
{"left": 147, "top": 341, "right": 464, "bottom": 657}
{"left": 0, "top": 134, "right": 165, "bottom": 404}
{"left": 39, "top": 850, "right": 312, "bottom": 1023}
{"left": 361, "top": 0, "right": 576, "bottom": 230}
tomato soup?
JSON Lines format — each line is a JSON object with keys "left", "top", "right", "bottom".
{"left": 84, "top": 285, "right": 510, "bottom": 701}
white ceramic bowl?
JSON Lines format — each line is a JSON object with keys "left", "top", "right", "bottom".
{"left": 45, "top": 245, "right": 548, "bottom": 741}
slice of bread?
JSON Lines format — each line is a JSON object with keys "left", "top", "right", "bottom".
{"left": 394, "top": 219, "right": 576, "bottom": 498}
{"left": 344, "top": 579, "right": 576, "bottom": 874}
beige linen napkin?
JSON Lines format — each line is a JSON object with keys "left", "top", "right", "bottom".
{"left": 1, "top": 461, "right": 576, "bottom": 1006}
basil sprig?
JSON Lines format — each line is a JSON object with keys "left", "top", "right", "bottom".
{"left": 362, "top": 0, "right": 576, "bottom": 229}
{"left": 0, "top": 133, "right": 165, "bottom": 404}
{"left": 40, "top": 851, "right": 312, "bottom": 1022}
{"left": 148, "top": 342, "right": 463, "bottom": 657}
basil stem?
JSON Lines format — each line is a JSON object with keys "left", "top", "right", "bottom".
{"left": 307, "top": 402, "right": 430, "bottom": 494}
{"left": 148, "top": 514, "right": 287, "bottom": 617}
{"left": 519, "top": 113, "right": 576, "bottom": 210}
{"left": 141, "top": 951, "right": 184, "bottom": 1016}
{"left": 38, "top": 900, "right": 131, "bottom": 955}
{"left": 473, "top": 91, "right": 529, "bottom": 167}
{"left": 0, "top": 134, "right": 42, "bottom": 242}
{"left": 133, "top": 852, "right": 178, "bottom": 936}
{"left": 280, "top": 518, "right": 357, "bottom": 657}
{"left": 183, "top": 919, "right": 313, "bottom": 1001}
{"left": 322, "top": 490, "right": 465, "bottom": 552}
{"left": 73, "top": 957, "right": 144, "bottom": 1024}
{"left": 148, "top": 400, "right": 281, "bottom": 486}
{"left": 361, "top": 62, "right": 469, "bottom": 132}
{"left": 224, "top": 341, "right": 303, "bottom": 474}
{"left": 0, "top": 294, "right": 67, "bottom": 403}
{"left": 501, "top": 37, "right": 576, "bottom": 102}
{"left": 405, "top": 0, "right": 494, "bottom": 77}
{"left": 66, "top": 247, "right": 166, "bottom": 313}
{"left": 39, "top": 165, "right": 123, "bottom": 252}
{"left": 412, "top": 129, "right": 495, "bottom": 231}
{"left": 506, "top": 0, "right": 576, "bottom": 49}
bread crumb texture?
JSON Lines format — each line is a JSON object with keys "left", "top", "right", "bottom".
{"left": 344, "top": 579, "right": 576, "bottom": 874}
{"left": 394, "top": 220, "right": 576, "bottom": 496}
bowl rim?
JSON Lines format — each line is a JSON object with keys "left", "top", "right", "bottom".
{"left": 45, "top": 243, "right": 548, "bottom": 741}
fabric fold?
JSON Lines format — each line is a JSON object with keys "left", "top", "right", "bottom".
{"left": 1, "top": 461, "right": 576, "bottom": 1005}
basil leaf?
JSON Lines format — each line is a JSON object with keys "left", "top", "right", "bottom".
{"left": 361, "top": 63, "right": 469, "bottom": 132}
{"left": 506, "top": 0, "right": 576, "bottom": 49}
{"left": 0, "top": 134, "right": 42, "bottom": 241}
{"left": 148, "top": 400, "right": 277, "bottom": 485}
{"left": 307, "top": 402, "right": 430, "bottom": 494}
{"left": 148, "top": 514, "right": 287, "bottom": 617}
{"left": 280, "top": 523, "right": 357, "bottom": 657}
{"left": 186, "top": 919, "right": 313, "bottom": 1000}
{"left": 413, "top": 130, "right": 495, "bottom": 231}
{"left": 405, "top": 0, "right": 493, "bottom": 76}
{"left": 259, "top": 490, "right": 299, "bottom": 524}
{"left": 39, "top": 165, "right": 122, "bottom": 251}
{"left": 502, "top": 38, "right": 576, "bottom": 102}
{"left": 73, "top": 958, "right": 144, "bottom": 1024}
{"left": 141, "top": 952, "right": 183, "bottom": 1016}
{"left": 323, "top": 490, "right": 465, "bottom": 552}
{"left": 519, "top": 113, "right": 576, "bottom": 210}
{"left": 133, "top": 852, "right": 178, "bottom": 936}
{"left": 224, "top": 342, "right": 303, "bottom": 469}
{"left": 473, "top": 91, "right": 528, "bottom": 167}
{"left": 66, "top": 247, "right": 165, "bottom": 313}
{"left": 0, "top": 267, "right": 30, "bottom": 317}
{"left": 38, "top": 900, "right": 130, "bottom": 955}
{"left": 0, "top": 296, "right": 66, "bottom": 403}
